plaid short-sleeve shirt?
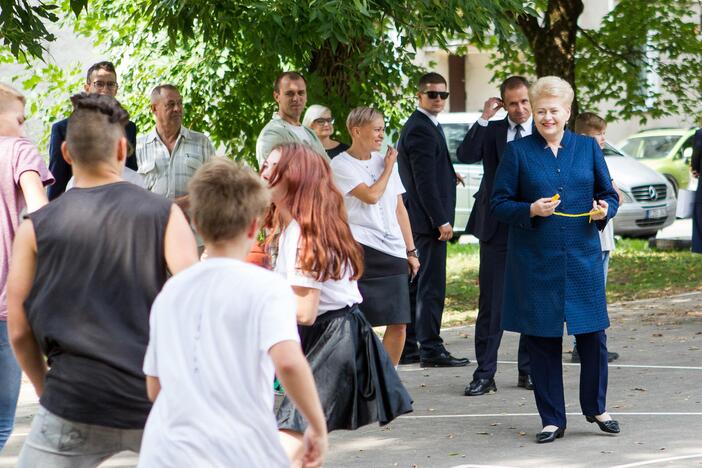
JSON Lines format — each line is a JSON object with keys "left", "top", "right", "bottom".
{"left": 137, "top": 126, "right": 215, "bottom": 199}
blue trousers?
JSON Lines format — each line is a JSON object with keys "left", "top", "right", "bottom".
{"left": 0, "top": 320, "right": 22, "bottom": 451}
{"left": 525, "top": 330, "right": 608, "bottom": 428}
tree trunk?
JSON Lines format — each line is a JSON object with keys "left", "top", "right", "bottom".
{"left": 516, "top": 0, "right": 584, "bottom": 123}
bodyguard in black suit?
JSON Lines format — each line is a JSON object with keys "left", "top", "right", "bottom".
{"left": 457, "top": 76, "right": 532, "bottom": 395}
{"left": 397, "top": 72, "right": 469, "bottom": 367}
{"left": 691, "top": 128, "right": 702, "bottom": 254}
{"left": 48, "top": 61, "right": 138, "bottom": 200}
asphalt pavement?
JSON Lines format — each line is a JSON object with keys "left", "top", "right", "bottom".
{"left": 1, "top": 290, "right": 701, "bottom": 467}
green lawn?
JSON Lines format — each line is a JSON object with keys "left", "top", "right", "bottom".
{"left": 443, "top": 239, "right": 702, "bottom": 327}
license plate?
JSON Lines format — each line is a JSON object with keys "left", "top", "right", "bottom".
{"left": 645, "top": 207, "right": 667, "bottom": 219}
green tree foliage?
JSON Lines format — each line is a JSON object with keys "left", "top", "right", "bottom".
{"left": 490, "top": 0, "right": 702, "bottom": 123}
{"left": 0, "top": 0, "right": 87, "bottom": 58}
{"left": 2, "top": 0, "right": 525, "bottom": 166}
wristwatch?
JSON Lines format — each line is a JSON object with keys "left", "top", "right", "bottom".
{"left": 407, "top": 248, "right": 419, "bottom": 259}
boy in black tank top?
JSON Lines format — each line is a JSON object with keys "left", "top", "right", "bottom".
{"left": 6, "top": 93, "right": 198, "bottom": 467}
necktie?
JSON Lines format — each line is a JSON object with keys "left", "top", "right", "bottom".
{"left": 514, "top": 124, "right": 523, "bottom": 140}
{"left": 437, "top": 122, "right": 446, "bottom": 139}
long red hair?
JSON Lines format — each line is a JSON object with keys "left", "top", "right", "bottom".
{"left": 264, "top": 143, "right": 364, "bottom": 281}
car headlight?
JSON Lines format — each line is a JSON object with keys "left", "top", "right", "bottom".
{"left": 621, "top": 190, "right": 635, "bottom": 203}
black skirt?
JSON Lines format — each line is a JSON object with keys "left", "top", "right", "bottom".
{"left": 276, "top": 305, "right": 413, "bottom": 433}
{"left": 357, "top": 244, "right": 411, "bottom": 326}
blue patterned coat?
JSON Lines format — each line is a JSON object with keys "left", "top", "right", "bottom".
{"left": 490, "top": 130, "right": 619, "bottom": 337}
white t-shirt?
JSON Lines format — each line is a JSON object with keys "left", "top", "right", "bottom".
{"left": 330, "top": 152, "right": 407, "bottom": 258}
{"left": 139, "top": 259, "right": 298, "bottom": 468}
{"left": 599, "top": 218, "right": 615, "bottom": 252}
{"left": 275, "top": 219, "right": 362, "bottom": 314}
{"left": 289, "top": 125, "right": 311, "bottom": 144}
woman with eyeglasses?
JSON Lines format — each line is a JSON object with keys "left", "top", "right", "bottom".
{"left": 303, "top": 105, "right": 349, "bottom": 159}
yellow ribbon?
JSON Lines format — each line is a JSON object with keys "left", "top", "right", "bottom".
{"left": 553, "top": 210, "right": 603, "bottom": 223}
{"left": 549, "top": 194, "right": 603, "bottom": 222}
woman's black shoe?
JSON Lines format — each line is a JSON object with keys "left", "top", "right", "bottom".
{"left": 535, "top": 427, "right": 565, "bottom": 443}
{"left": 585, "top": 416, "right": 620, "bottom": 434}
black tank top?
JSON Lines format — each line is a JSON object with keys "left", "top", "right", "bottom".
{"left": 26, "top": 182, "right": 171, "bottom": 428}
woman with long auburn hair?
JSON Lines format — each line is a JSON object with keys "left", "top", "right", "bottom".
{"left": 261, "top": 142, "right": 413, "bottom": 466}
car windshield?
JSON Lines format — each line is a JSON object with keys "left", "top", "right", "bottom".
{"left": 602, "top": 143, "right": 624, "bottom": 157}
{"left": 620, "top": 135, "right": 679, "bottom": 160}
{"left": 442, "top": 123, "right": 471, "bottom": 163}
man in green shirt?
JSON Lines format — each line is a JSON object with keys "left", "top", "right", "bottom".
{"left": 255, "top": 71, "right": 327, "bottom": 168}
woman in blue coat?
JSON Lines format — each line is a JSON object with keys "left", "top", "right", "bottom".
{"left": 491, "top": 76, "right": 621, "bottom": 443}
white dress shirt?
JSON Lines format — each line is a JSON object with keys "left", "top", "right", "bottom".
{"left": 476, "top": 115, "right": 533, "bottom": 142}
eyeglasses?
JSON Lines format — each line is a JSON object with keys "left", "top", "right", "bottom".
{"left": 313, "top": 117, "right": 334, "bottom": 125}
{"left": 91, "top": 80, "right": 119, "bottom": 91}
{"left": 422, "top": 91, "right": 450, "bottom": 100}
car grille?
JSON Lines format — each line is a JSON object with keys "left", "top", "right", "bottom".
{"left": 631, "top": 184, "right": 667, "bottom": 202}
{"left": 635, "top": 217, "right": 668, "bottom": 228}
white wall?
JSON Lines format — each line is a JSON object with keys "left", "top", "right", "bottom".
{"left": 0, "top": 27, "right": 101, "bottom": 147}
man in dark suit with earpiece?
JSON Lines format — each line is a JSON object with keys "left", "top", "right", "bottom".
{"left": 458, "top": 76, "right": 533, "bottom": 396}
{"left": 397, "top": 72, "right": 469, "bottom": 368}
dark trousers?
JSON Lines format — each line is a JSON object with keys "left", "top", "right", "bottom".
{"left": 473, "top": 238, "right": 530, "bottom": 379}
{"left": 403, "top": 233, "right": 447, "bottom": 358}
{"left": 525, "top": 331, "right": 608, "bottom": 428}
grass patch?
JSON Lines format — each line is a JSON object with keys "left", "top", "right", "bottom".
{"left": 444, "top": 243, "right": 480, "bottom": 326}
{"left": 443, "top": 238, "right": 702, "bottom": 328}
{"left": 607, "top": 238, "right": 702, "bottom": 302}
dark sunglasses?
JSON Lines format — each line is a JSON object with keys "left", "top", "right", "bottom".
{"left": 422, "top": 91, "right": 450, "bottom": 100}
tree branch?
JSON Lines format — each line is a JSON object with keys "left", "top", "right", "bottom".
{"left": 577, "top": 26, "right": 644, "bottom": 70}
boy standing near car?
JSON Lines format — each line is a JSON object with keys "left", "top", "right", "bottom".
{"left": 457, "top": 76, "right": 532, "bottom": 396}
{"left": 7, "top": 93, "right": 198, "bottom": 467}
{"left": 573, "top": 112, "right": 622, "bottom": 363}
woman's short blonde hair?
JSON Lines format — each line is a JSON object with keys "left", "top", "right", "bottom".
{"left": 0, "top": 83, "right": 25, "bottom": 113}
{"left": 346, "top": 106, "right": 384, "bottom": 134}
{"left": 302, "top": 104, "right": 331, "bottom": 127}
{"left": 529, "top": 76, "right": 574, "bottom": 108}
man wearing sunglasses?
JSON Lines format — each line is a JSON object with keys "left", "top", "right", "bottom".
{"left": 48, "top": 61, "right": 138, "bottom": 200}
{"left": 397, "top": 72, "right": 469, "bottom": 368}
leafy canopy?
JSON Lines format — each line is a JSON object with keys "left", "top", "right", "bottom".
{"left": 2, "top": 0, "right": 524, "bottom": 166}
{"left": 490, "top": 0, "right": 702, "bottom": 124}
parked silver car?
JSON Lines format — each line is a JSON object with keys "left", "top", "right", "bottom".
{"left": 438, "top": 112, "right": 677, "bottom": 238}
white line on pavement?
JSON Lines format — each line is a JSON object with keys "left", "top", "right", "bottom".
{"left": 399, "top": 361, "right": 702, "bottom": 371}
{"left": 451, "top": 465, "right": 517, "bottom": 468}
{"left": 496, "top": 360, "right": 702, "bottom": 370}
{"left": 610, "top": 454, "right": 702, "bottom": 467}
{"left": 401, "top": 412, "right": 702, "bottom": 419}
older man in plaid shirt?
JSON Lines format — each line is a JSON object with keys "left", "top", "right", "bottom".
{"left": 137, "top": 84, "right": 215, "bottom": 218}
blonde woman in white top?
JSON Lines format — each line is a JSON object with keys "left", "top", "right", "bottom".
{"left": 330, "top": 107, "right": 419, "bottom": 366}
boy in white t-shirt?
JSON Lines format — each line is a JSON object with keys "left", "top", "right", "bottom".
{"left": 573, "top": 112, "right": 622, "bottom": 363}
{"left": 139, "top": 159, "right": 327, "bottom": 468}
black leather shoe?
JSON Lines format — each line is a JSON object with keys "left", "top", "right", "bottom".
{"left": 536, "top": 427, "right": 565, "bottom": 443}
{"left": 399, "top": 354, "right": 420, "bottom": 365}
{"left": 585, "top": 415, "right": 620, "bottom": 434}
{"left": 464, "top": 378, "right": 497, "bottom": 396}
{"left": 607, "top": 351, "right": 620, "bottom": 362}
{"left": 420, "top": 351, "right": 469, "bottom": 367}
{"left": 517, "top": 374, "right": 534, "bottom": 390}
